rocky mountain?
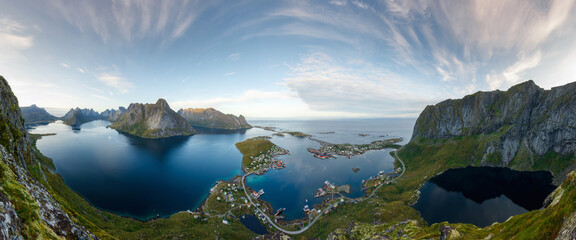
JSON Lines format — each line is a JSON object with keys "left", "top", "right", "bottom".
{"left": 110, "top": 99, "right": 195, "bottom": 138}
{"left": 411, "top": 80, "right": 576, "bottom": 178}
{"left": 61, "top": 107, "right": 102, "bottom": 127}
{"left": 178, "top": 108, "right": 252, "bottom": 130}
{"left": 20, "top": 104, "right": 57, "bottom": 125}
{"left": 99, "top": 107, "right": 126, "bottom": 122}
{"left": 0, "top": 76, "right": 96, "bottom": 239}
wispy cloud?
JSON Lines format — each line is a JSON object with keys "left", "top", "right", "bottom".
{"left": 60, "top": 62, "right": 70, "bottom": 68}
{"left": 172, "top": 89, "right": 293, "bottom": 109}
{"left": 227, "top": 52, "right": 240, "bottom": 61}
{"left": 50, "top": 0, "right": 214, "bottom": 44}
{"left": 224, "top": 72, "right": 235, "bottom": 76}
{"left": 0, "top": 18, "right": 34, "bottom": 62}
{"left": 285, "top": 52, "right": 441, "bottom": 115}
{"left": 486, "top": 51, "right": 542, "bottom": 89}
{"left": 97, "top": 72, "right": 133, "bottom": 93}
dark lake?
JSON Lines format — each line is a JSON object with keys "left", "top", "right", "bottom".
{"left": 30, "top": 118, "right": 415, "bottom": 220}
{"left": 412, "top": 166, "right": 556, "bottom": 227}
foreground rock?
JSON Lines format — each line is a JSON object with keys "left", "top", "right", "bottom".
{"left": 110, "top": 99, "right": 195, "bottom": 138}
{"left": 178, "top": 107, "right": 251, "bottom": 130}
{"left": 20, "top": 104, "right": 58, "bottom": 125}
{"left": 0, "top": 76, "right": 97, "bottom": 239}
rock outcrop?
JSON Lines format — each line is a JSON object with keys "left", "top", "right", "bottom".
{"left": 61, "top": 107, "right": 102, "bottom": 127}
{"left": 0, "top": 76, "right": 97, "bottom": 239}
{"left": 178, "top": 108, "right": 251, "bottom": 130}
{"left": 411, "top": 80, "right": 576, "bottom": 169}
{"left": 20, "top": 105, "right": 57, "bottom": 125}
{"left": 99, "top": 107, "right": 126, "bottom": 122}
{"left": 110, "top": 99, "right": 195, "bottom": 138}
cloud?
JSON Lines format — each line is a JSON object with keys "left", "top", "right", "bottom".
{"left": 227, "top": 52, "right": 240, "bottom": 61}
{"left": 0, "top": 18, "right": 34, "bottom": 62}
{"left": 60, "top": 63, "right": 70, "bottom": 68}
{"left": 77, "top": 68, "right": 86, "bottom": 74}
{"left": 486, "top": 51, "right": 542, "bottom": 90}
{"left": 50, "top": 0, "right": 213, "bottom": 44}
{"left": 329, "top": 0, "right": 347, "bottom": 6}
{"left": 224, "top": 72, "right": 235, "bottom": 76}
{"left": 284, "top": 52, "right": 441, "bottom": 115}
{"left": 97, "top": 72, "right": 133, "bottom": 93}
{"left": 172, "top": 89, "right": 293, "bottom": 109}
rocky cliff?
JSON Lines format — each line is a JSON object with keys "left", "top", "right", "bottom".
{"left": 0, "top": 76, "right": 97, "bottom": 239}
{"left": 61, "top": 107, "right": 102, "bottom": 127}
{"left": 411, "top": 80, "right": 576, "bottom": 175}
{"left": 178, "top": 108, "right": 251, "bottom": 130}
{"left": 100, "top": 107, "right": 126, "bottom": 122}
{"left": 20, "top": 104, "right": 57, "bottom": 125}
{"left": 110, "top": 99, "right": 195, "bottom": 138}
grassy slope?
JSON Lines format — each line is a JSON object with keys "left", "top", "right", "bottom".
{"left": 235, "top": 138, "right": 274, "bottom": 171}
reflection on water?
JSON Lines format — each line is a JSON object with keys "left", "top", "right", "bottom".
{"left": 31, "top": 118, "right": 415, "bottom": 220}
{"left": 413, "top": 167, "right": 556, "bottom": 227}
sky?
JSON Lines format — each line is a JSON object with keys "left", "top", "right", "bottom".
{"left": 1, "top": 0, "right": 576, "bottom": 119}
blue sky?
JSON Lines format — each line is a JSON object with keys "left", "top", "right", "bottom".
{"left": 2, "top": 0, "right": 576, "bottom": 119}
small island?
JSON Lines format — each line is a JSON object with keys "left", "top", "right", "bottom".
{"left": 308, "top": 138, "right": 403, "bottom": 159}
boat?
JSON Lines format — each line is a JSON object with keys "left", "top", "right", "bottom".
{"left": 314, "top": 187, "right": 326, "bottom": 198}
{"left": 275, "top": 208, "right": 286, "bottom": 216}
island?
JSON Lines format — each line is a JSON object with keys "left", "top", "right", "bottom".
{"left": 109, "top": 98, "right": 195, "bottom": 138}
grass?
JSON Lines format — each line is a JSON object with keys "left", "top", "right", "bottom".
{"left": 235, "top": 138, "right": 275, "bottom": 172}
{"left": 282, "top": 131, "right": 311, "bottom": 137}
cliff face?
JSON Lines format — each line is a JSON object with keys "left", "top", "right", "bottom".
{"left": 110, "top": 99, "right": 195, "bottom": 138}
{"left": 20, "top": 105, "right": 57, "bottom": 125}
{"left": 178, "top": 108, "right": 251, "bottom": 130}
{"left": 61, "top": 107, "right": 102, "bottom": 127}
{"left": 0, "top": 76, "right": 96, "bottom": 239}
{"left": 412, "top": 80, "right": 576, "bottom": 170}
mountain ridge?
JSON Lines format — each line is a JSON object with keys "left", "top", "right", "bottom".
{"left": 20, "top": 104, "right": 58, "bottom": 125}
{"left": 110, "top": 99, "right": 195, "bottom": 138}
{"left": 410, "top": 80, "right": 576, "bottom": 178}
{"left": 178, "top": 107, "right": 252, "bottom": 130}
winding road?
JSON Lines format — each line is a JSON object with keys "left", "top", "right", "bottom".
{"left": 240, "top": 145, "right": 407, "bottom": 235}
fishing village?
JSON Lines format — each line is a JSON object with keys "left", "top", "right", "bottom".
{"left": 193, "top": 132, "right": 407, "bottom": 235}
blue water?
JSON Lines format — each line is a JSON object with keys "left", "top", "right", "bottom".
{"left": 30, "top": 118, "right": 416, "bottom": 220}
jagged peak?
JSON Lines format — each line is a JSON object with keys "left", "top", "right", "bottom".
{"left": 156, "top": 98, "right": 170, "bottom": 109}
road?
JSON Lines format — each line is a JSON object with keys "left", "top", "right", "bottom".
{"left": 240, "top": 145, "right": 406, "bottom": 235}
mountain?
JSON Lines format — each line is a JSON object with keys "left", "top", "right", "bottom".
{"left": 110, "top": 99, "right": 195, "bottom": 138}
{"left": 100, "top": 107, "right": 126, "bottom": 122}
{"left": 20, "top": 104, "right": 57, "bottom": 125}
{"left": 409, "top": 80, "right": 576, "bottom": 178}
{"left": 178, "top": 107, "right": 251, "bottom": 130}
{"left": 0, "top": 76, "right": 96, "bottom": 238}
{"left": 61, "top": 107, "right": 102, "bottom": 127}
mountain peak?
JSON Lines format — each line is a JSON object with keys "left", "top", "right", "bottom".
{"left": 156, "top": 98, "right": 169, "bottom": 108}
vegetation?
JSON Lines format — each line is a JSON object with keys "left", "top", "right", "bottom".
{"left": 282, "top": 131, "right": 311, "bottom": 137}
{"left": 235, "top": 137, "right": 275, "bottom": 172}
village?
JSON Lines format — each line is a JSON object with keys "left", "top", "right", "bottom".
{"left": 308, "top": 137, "right": 403, "bottom": 159}
{"left": 243, "top": 137, "right": 289, "bottom": 175}
{"left": 192, "top": 134, "right": 407, "bottom": 234}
